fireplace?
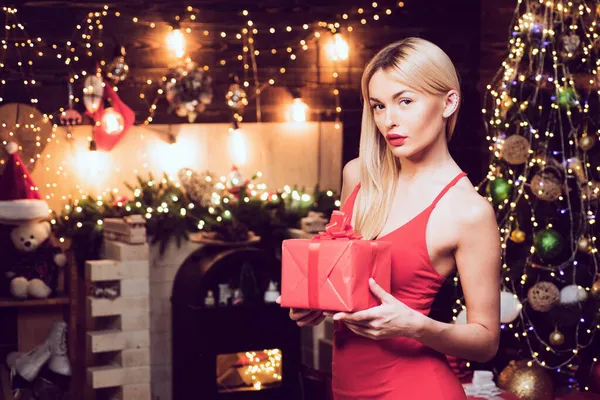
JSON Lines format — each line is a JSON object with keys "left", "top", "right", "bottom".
{"left": 171, "top": 244, "right": 302, "bottom": 399}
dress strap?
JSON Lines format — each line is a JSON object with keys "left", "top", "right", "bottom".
{"left": 430, "top": 172, "right": 467, "bottom": 208}
{"left": 341, "top": 183, "right": 361, "bottom": 218}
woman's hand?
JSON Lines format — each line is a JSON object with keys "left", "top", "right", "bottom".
{"left": 289, "top": 308, "right": 326, "bottom": 326}
{"left": 330, "top": 278, "right": 424, "bottom": 340}
{"left": 276, "top": 296, "right": 326, "bottom": 327}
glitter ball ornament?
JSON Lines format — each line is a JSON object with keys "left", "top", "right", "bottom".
{"left": 527, "top": 281, "right": 560, "bottom": 312}
{"left": 105, "top": 45, "right": 129, "bottom": 84}
{"left": 226, "top": 76, "right": 249, "bottom": 110}
{"left": 549, "top": 328, "right": 565, "bottom": 346}
{"left": 501, "top": 135, "right": 530, "bottom": 165}
{"left": 510, "top": 228, "right": 526, "bottom": 243}
{"left": 164, "top": 61, "right": 214, "bottom": 123}
{"left": 498, "top": 360, "right": 554, "bottom": 400}
{"left": 487, "top": 178, "right": 511, "bottom": 205}
{"left": 533, "top": 229, "right": 563, "bottom": 260}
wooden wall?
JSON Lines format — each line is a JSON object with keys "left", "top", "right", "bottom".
{"left": 29, "top": 122, "right": 342, "bottom": 212}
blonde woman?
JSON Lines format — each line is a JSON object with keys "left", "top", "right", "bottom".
{"left": 288, "top": 38, "right": 501, "bottom": 399}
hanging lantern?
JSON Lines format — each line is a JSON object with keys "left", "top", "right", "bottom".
{"left": 100, "top": 107, "right": 125, "bottom": 136}
{"left": 83, "top": 75, "right": 104, "bottom": 114}
{"left": 167, "top": 25, "right": 186, "bottom": 58}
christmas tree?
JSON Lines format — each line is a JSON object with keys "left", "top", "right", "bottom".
{"left": 459, "top": 0, "right": 600, "bottom": 394}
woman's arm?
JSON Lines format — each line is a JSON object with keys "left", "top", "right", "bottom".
{"left": 333, "top": 194, "right": 501, "bottom": 363}
{"left": 413, "top": 197, "right": 501, "bottom": 362}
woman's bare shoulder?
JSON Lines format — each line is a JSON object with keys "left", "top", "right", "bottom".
{"left": 341, "top": 158, "right": 361, "bottom": 204}
{"left": 447, "top": 178, "right": 496, "bottom": 227}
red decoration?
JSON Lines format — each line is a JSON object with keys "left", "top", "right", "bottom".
{"left": 0, "top": 142, "right": 49, "bottom": 223}
{"left": 86, "top": 82, "right": 135, "bottom": 151}
{"left": 280, "top": 211, "right": 392, "bottom": 312}
{"left": 315, "top": 210, "right": 363, "bottom": 240}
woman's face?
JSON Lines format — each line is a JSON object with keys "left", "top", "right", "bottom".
{"left": 368, "top": 69, "right": 456, "bottom": 159}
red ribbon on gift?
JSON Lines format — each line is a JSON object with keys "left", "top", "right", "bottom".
{"left": 313, "top": 210, "right": 363, "bottom": 241}
{"left": 307, "top": 211, "right": 362, "bottom": 308}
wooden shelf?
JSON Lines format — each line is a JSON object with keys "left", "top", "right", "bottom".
{"left": 0, "top": 296, "right": 70, "bottom": 309}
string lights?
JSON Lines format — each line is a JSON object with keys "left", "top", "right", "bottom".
{"left": 451, "top": 0, "right": 600, "bottom": 389}
{"left": 1, "top": 1, "right": 395, "bottom": 229}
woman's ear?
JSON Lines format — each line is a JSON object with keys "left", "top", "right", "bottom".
{"left": 443, "top": 90, "right": 460, "bottom": 118}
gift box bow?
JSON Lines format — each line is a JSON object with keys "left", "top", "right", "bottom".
{"left": 314, "top": 210, "right": 362, "bottom": 240}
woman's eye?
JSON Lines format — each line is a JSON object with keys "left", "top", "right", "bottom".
{"left": 372, "top": 104, "right": 384, "bottom": 110}
{"left": 400, "top": 99, "right": 412, "bottom": 106}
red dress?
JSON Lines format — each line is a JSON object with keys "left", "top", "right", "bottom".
{"left": 332, "top": 172, "right": 469, "bottom": 400}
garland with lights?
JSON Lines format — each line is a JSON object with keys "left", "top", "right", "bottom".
{"left": 50, "top": 168, "right": 340, "bottom": 266}
{"left": 450, "top": 0, "right": 600, "bottom": 394}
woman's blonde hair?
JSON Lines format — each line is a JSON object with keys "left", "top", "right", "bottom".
{"left": 353, "top": 37, "right": 461, "bottom": 240}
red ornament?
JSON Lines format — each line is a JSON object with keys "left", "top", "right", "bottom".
{"left": 86, "top": 82, "right": 135, "bottom": 151}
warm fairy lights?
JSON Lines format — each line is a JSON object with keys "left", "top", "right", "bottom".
{"left": 0, "top": 1, "right": 394, "bottom": 226}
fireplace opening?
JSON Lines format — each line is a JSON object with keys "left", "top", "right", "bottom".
{"left": 217, "top": 348, "right": 283, "bottom": 393}
{"left": 172, "top": 245, "right": 302, "bottom": 399}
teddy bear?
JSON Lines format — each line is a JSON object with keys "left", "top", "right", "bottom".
{"left": 4, "top": 220, "right": 67, "bottom": 299}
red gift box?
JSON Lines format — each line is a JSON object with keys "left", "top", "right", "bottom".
{"left": 280, "top": 211, "right": 392, "bottom": 312}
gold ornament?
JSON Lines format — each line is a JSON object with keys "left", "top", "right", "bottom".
{"left": 577, "top": 237, "right": 591, "bottom": 253}
{"left": 549, "top": 328, "right": 565, "bottom": 346}
{"left": 511, "top": 229, "right": 526, "bottom": 243}
{"left": 501, "top": 135, "right": 531, "bottom": 165}
{"left": 579, "top": 134, "right": 595, "bottom": 151}
{"left": 527, "top": 282, "right": 560, "bottom": 312}
{"left": 591, "top": 276, "right": 600, "bottom": 299}
{"left": 499, "top": 360, "right": 554, "bottom": 400}
{"left": 530, "top": 171, "right": 562, "bottom": 201}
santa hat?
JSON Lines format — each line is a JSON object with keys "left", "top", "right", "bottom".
{"left": 0, "top": 142, "right": 49, "bottom": 224}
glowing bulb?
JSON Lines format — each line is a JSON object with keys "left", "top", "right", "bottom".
{"left": 229, "top": 125, "right": 247, "bottom": 166}
{"left": 100, "top": 107, "right": 124, "bottom": 135}
{"left": 290, "top": 98, "right": 309, "bottom": 122}
{"left": 327, "top": 33, "right": 349, "bottom": 61}
{"left": 167, "top": 28, "right": 185, "bottom": 58}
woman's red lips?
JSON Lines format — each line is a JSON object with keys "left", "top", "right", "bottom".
{"left": 386, "top": 133, "right": 407, "bottom": 146}
{"left": 386, "top": 133, "right": 407, "bottom": 139}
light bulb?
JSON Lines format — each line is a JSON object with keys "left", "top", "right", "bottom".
{"left": 290, "top": 98, "right": 308, "bottom": 122}
{"left": 100, "top": 107, "right": 124, "bottom": 135}
{"left": 327, "top": 33, "right": 349, "bottom": 61}
{"left": 167, "top": 28, "right": 185, "bottom": 58}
